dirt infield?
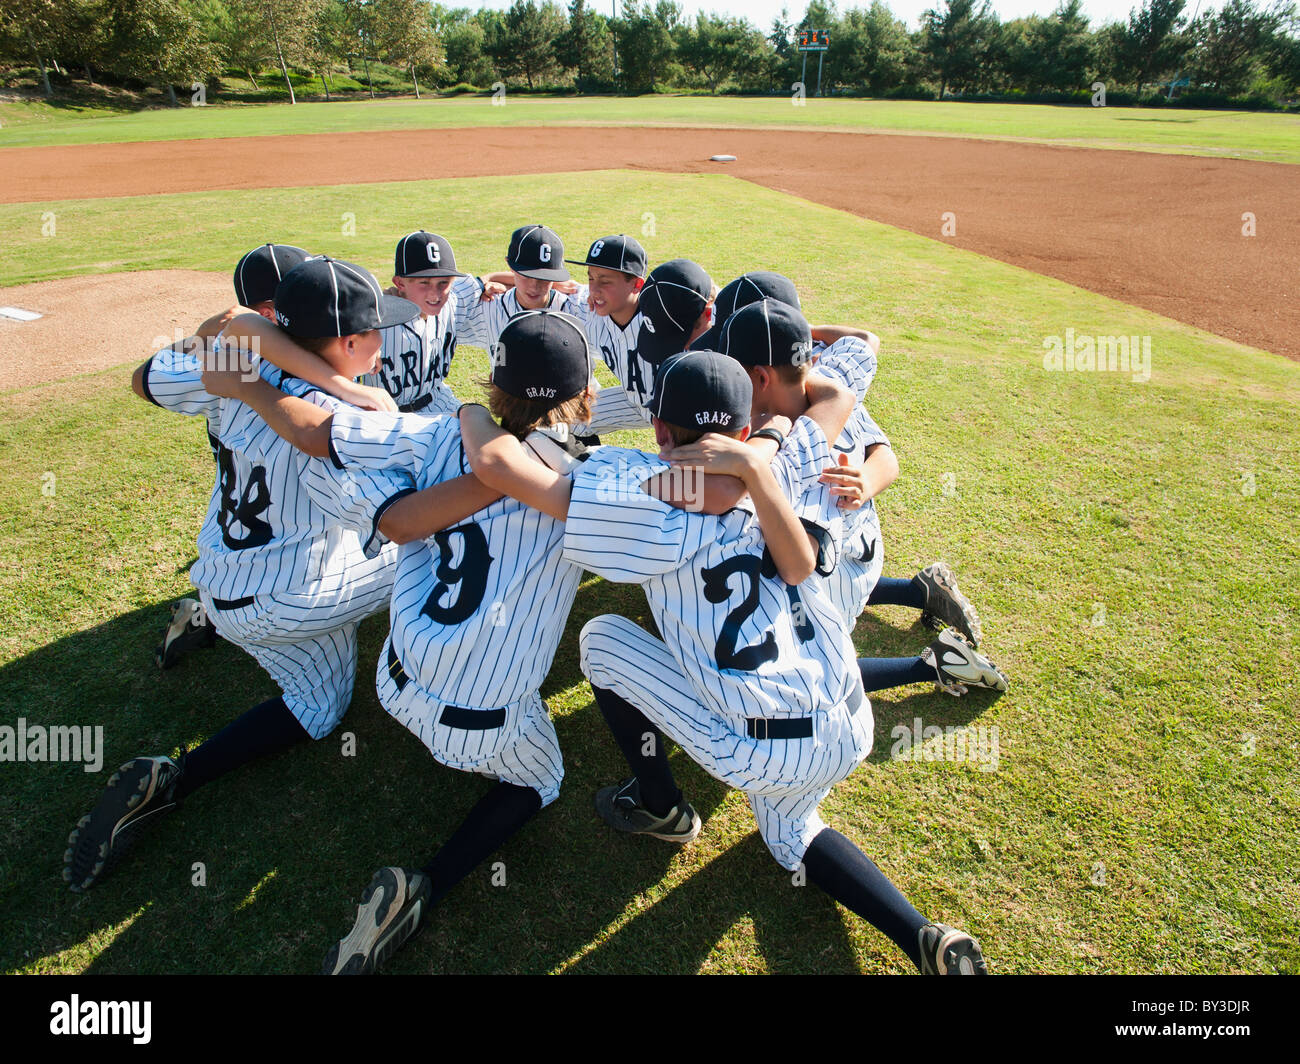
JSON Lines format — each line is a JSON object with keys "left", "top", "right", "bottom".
{"left": 0, "top": 270, "right": 232, "bottom": 390}
{"left": 2, "top": 126, "right": 1295, "bottom": 359}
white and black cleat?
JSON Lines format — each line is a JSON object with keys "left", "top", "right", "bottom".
{"left": 322, "top": 867, "right": 432, "bottom": 975}
{"left": 155, "top": 599, "right": 217, "bottom": 670}
{"left": 921, "top": 629, "right": 1008, "bottom": 697}
{"left": 914, "top": 563, "right": 982, "bottom": 647}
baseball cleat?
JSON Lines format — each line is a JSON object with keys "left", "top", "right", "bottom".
{"left": 921, "top": 629, "right": 1009, "bottom": 697}
{"left": 918, "top": 922, "right": 988, "bottom": 975}
{"left": 594, "top": 777, "right": 702, "bottom": 843}
{"left": 64, "top": 755, "right": 184, "bottom": 892}
{"left": 323, "top": 866, "right": 432, "bottom": 975}
{"left": 913, "top": 563, "right": 982, "bottom": 646}
{"left": 155, "top": 598, "right": 217, "bottom": 669}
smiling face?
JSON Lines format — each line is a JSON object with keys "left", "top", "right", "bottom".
{"left": 586, "top": 266, "right": 642, "bottom": 322}
{"left": 511, "top": 271, "right": 554, "bottom": 310}
{"left": 393, "top": 275, "right": 454, "bottom": 317}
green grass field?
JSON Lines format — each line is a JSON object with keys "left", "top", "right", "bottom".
{"left": 1, "top": 171, "right": 1296, "bottom": 974}
{"left": 3, "top": 93, "right": 1299, "bottom": 163}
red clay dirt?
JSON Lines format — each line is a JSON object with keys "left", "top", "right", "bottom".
{"left": 2, "top": 126, "right": 1296, "bottom": 359}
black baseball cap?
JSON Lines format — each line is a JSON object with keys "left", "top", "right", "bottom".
{"left": 649, "top": 349, "right": 751, "bottom": 435}
{"left": 637, "top": 259, "right": 713, "bottom": 365}
{"left": 233, "top": 244, "right": 312, "bottom": 307}
{"left": 721, "top": 298, "right": 814, "bottom": 368}
{"left": 274, "top": 258, "right": 419, "bottom": 338}
{"left": 507, "top": 225, "right": 570, "bottom": 282}
{"left": 692, "top": 271, "right": 801, "bottom": 351}
{"left": 490, "top": 310, "right": 592, "bottom": 403}
{"left": 565, "top": 234, "right": 647, "bottom": 279}
{"left": 394, "top": 231, "right": 467, "bottom": 279}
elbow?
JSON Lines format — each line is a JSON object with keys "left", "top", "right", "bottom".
{"left": 377, "top": 515, "right": 417, "bottom": 546}
{"left": 781, "top": 559, "right": 816, "bottom": 586}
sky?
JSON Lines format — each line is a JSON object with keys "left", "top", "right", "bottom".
{"left": 470, "top": 0, "right": 1184, "bottom": 32}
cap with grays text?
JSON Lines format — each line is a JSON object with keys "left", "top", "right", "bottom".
{"left": 490, "top": 309, "right": 593, "bottom": 404}
{"left": 649, "top": 349, "right": 751, "bottom": 435}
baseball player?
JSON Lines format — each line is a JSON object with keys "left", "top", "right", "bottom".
{"left": 63, "top": 257, "right": 493, "bottom": 895}
{"left": 459, "top": 349, "right": 987, "bottom": 974}
{"left": 716, "top": 299, "right": 1006, "bottom": 696}
{"left": 244, "top": 309, "right": 595, "bottom": 974}
{"left": 154, "top": 243, "right": 321, "bottom": 671}
{"left": 701, "top": 272, "right": 987, "bottom": 644}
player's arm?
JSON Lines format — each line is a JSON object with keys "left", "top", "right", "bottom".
{"left": 376, "top": 475, "right": 502, "bottom": 544}
{"left": 801, "top": 375, "right": 855, "bottom": 448}
{"left": 645, "top": 414, "right": 789, "bottom": 514}
{"left": 820, "top": 443, "right": 898, "bottom": 508}
{"left": 459, "top": 405, "right": 572, "bottom": 522}
{"left": 811, "top": 323, "right": 881, "bottom": 355}
{"left": 202, "top": 358, "right": 335, "bottom": 458}
{"left": 225, "top": 312, "right": 398, "bottom": 413}
{"left": 665, "top": 434, "right": 816, "bottom": 585}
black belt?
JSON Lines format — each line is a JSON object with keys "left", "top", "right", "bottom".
{"left": 386, "top": 642, "right": 506, "bottom": 730}
{"left": 745, "top": 679, "right": 864, "bottom": 740}
{"left": 211, "top": 596, "right": 255, "bottom": 611}
{"left": 400, "top": 394, "right": 433, "bottom": 413}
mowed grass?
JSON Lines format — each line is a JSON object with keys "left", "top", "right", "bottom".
{"left": 0, "top": 171, "right": 1296, "bottom": 975}
{"left": 2, "top": 94, "right": 1298, "bottom": 163}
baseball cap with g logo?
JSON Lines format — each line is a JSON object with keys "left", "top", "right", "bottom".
{"left": 565, "top": 234, "right": 647, "bottom": 279}
{"left": 395, "top": 231, "right": 468, "bottom": 279}
{"left": 506, "top": 225, "right": 570, "bottom": 282}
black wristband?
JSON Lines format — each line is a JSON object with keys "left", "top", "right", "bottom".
{"left": 750, "top": 427, "right": 786, "bottom": 448}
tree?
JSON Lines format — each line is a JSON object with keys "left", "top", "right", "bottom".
{"left": 103, "top": 0, "right": 222, "bottom": 104}
{"left": 439, "top": 14, "right": 494, "bottom": 86}
{"left": 372, "top": 0, "right": 441, "bottom": 97}
{"left": 677, "top": 13, "right": 765, "bottom": 92}
{"left": 310, "top": 0, "right": 356, "bottom": 97}
{"left": 922, "top": 0, "right": 1000, "bottom": 97}
{"left": 485, "top": 0, "right": 565, "bottom": 89}
{"left": 556, "top": 0, "right": 614, "bottom": 90}
{"left": 1189, "top": 0, "right": 1284, "bottom": 94}
{"left": 1114, "top": 0, "right": 1189, "bottom": 94}
{"left": 0, "top": 0, "right": 61, "bottom": 96}
{"left": 612, "top": 0, "right": 678, "bottom": 93}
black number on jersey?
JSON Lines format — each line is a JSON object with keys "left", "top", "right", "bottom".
{"left": 421, "top": 524, "right": 493, "bottom": 625}
{"left": 702, "top": 554, "right": 778, "bottom": 672}
{"left": 215, "top": 442, "right": 273, "bottom": 550}
{"left": 439, "top": 332, "right": 455, "bottom": 379}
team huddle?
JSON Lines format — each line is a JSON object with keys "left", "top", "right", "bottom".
{"left": 64, "top": 224, "right": 1009, "bottom": 975}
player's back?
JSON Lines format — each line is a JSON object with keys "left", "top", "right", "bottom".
{"left": 564, "top": 433, "right": 859, "bottom": 762}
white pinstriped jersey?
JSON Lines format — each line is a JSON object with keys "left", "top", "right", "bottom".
{"left": 363, "top": 274, "right": 482, "bottom": 415}
{"left": 141, "top": 346, "right": 412, "bottom": 602}
{"left": 328, "top": 409, "right": 584, "bottom": 711}
{"left": 568, "top": 298, "right": 656, "bottom": 433}
{"left": 455, "top": 285, "right": 581, "bottom": 350}
{"left": 813, "top": 335, "right": 877, "bottom": 400}
{"left": 563, "top": 418, "right": 859, "bottom": 733}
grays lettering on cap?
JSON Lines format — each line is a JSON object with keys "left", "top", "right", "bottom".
{"left": 274, "top": 257, "right": 419, "bottom": 338}
{"left": 490, "top": 309, "right": 592, "bottom": 403}
{"left": 649, "top": 349, "right": 751, "bottom": 433}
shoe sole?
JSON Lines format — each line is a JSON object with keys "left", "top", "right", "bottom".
{"left": 322, "top": 868, "right": 429, "bottom": 975}
{"left": 594, "top": 787, "right": 702, "bottom": 843}
{"left": 64, "top": 759, "right": 175, "bottom": 892}
{"left": 928, "top": 633, "right": 1009, "bottom": 694}
{"left": 156, "top": 602, "right": 217, "bottom": 670}
{"left": 935, "top": 930, "right": 989, "bottom": 975}
{"left": 918, "top": 564, "right": 982, "bottom": 647}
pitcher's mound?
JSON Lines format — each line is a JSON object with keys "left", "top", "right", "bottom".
{"left": 0, "top": 270, "right": 234, "bottom": 390}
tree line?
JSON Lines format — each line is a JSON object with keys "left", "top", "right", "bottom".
{"left": 2, "top": 0, "right": 1297, "bottom": 107}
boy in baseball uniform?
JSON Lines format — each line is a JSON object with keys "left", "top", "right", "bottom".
{"left": 459, "top": 349, "right": 988, "bottom": 974}
{"left": 64, "top": 258, "right": 491, "bottom": 894}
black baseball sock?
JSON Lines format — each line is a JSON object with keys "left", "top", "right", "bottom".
{"left": 173, "top": 695, "right": 309, "bottom": 800}
{"left": 858, "top": 656, "right": 935, "bottom": 693}
{"left": 591, "top": 685, "right": 681, "bottom": 817}
{"left": 802, "top": 828, "right": 928, "bottom": 970}
{"left": 420, "top": 782, "right": 542, "bottom": 905}
{"left": 866, "top": 576, "right": 927, "bottom": 610}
